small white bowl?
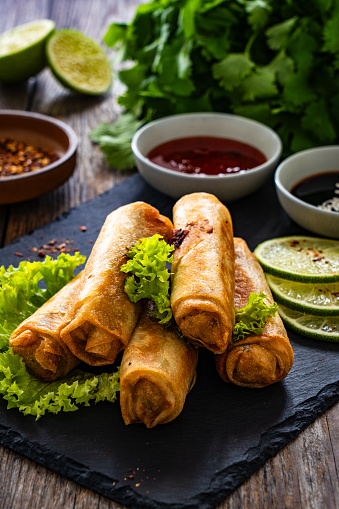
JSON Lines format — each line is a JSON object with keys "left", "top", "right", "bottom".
{"left": 131, "top": 113, "right": 282, "bottom": 202}
{"left": 275, "top": 146, "right": 339, "bottom": 239}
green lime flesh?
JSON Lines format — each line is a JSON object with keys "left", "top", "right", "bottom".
{"left": 278, "top": 304, "right": 339, "bottom": 342}
{"left": 0, "top": 19, "right": 55, "bottom": 83}
{"left": 46, "top": 29, "right": 112, "bottom": 95}
{"left": 255, "top": 236, "right": 339, "bottom": 283}
{"left": 266, "top": 274, "right": 339, "bottom": 316}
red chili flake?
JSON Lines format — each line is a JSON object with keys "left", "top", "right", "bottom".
{"left": 112, "top": 481, "right": 116, "bottom": 487}
{"left": 48, "top": 239, "right": 57, "bottom": 245}
{"left": 312, "top": 257, "right": 325, "bottom": 262}
{"left": 29, "top": 247, "right": 38, "bottom": 252}
{"left": 0, "top": 137, "right": 58, "bottom": 177}
{"left": 79, "top": 226, "right": 87, "bottom": 232}
{"left": 38, "top": 250, "right": 46, "bottom": 258}
{"left": 126, "top": 475, "right": 134, "bottom": 480}
{"left": 14, "top": 251, "right": 23, "bottom": 257}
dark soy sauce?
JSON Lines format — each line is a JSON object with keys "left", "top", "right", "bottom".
{"left": 291, "top": 171, "right": 339, "bottom": 210}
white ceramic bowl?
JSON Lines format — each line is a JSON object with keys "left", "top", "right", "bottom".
{"left": 275, "top": 146, "right": 339, "bottom": 239}
{"left": 131, "top": 113, "right": 282, "bottom": 202}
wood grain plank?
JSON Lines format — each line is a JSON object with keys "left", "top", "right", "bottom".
{"left": 0, "top": 445, "right": 128, "bottom": 509}
{"left": 0, "top": 1, "right": 339, "bottom": 509}
{"left": 3, "top": 0, "right": 138, "bottom": 245}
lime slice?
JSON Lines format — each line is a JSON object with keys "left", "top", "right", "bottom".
{"left": 266, "top": 274, "right": 339, "bottom": 316}
{"left": 0, "top": 19, "right": 55, "bottom": 83}
{"left": 46, "top": 29, "right": 112, "bottom": 95}
{"left": 278, "top": 305, "right": 339, "bottom": 342}
{"left": 254, "top": 236, "right": 339, "bottom": 283}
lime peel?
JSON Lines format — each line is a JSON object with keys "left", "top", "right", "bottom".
{"left": 255, "top": 236, "right": 339, "bottom": 283}
{"left": 266, "top": 274, "right": 339, "bottom": 316}
{"left": 0, "top": 19, "right": 55, "bottom": 83}
{"left": 278, "top": 305, "right": 339, "bottom": 342}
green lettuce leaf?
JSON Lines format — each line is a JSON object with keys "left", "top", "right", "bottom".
{"left": 0, "top": 253, "right": 121, "bottom": 419}
{"left": 232, "top": 292, "right": 278, "bottom": 342}
{"left": 0, "top": 350, "right": 120, "bottom": 419}
{"left": 121, "top": 234, "right": 174, "bottom": 323}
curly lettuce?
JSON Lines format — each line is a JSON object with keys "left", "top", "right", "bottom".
{"left": 0, "top": 253, "right": 120, "bottom": 419}
{"left": 121, "top": 234, "right": 174, "bottom": 324}
{"left": 232, "top": 292, "right": 278, "bottom": 342}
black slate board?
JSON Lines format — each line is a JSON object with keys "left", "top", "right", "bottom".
{"left": 0, "top": 174, "right": 338, "bottom": 509}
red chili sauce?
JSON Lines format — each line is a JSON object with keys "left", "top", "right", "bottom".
{"left": 147, "top": 136, "right": 266, "bottom": 176}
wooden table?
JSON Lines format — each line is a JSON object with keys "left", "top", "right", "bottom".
{"left": 0, "top": 1, "right": 338, "bottom": 508}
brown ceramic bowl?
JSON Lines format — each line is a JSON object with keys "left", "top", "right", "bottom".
{"left": 0, "top": 110, "right": 78, "bottom": 204}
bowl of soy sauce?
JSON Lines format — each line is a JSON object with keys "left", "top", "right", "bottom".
{"left": 275, "top": 146, "right": 339, "bottom": 239}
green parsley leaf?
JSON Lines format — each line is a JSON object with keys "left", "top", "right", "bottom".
{"left": 90, "top": 112, "right": 144, "bottom": 170}
{"left": 92, "top": 0, "right": 339, "bottom": 168}
{"left": 213, "top": 53, "right": 254, "bottom": 91}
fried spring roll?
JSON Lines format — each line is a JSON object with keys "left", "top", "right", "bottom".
{"left": 215, "top": 238, "right": 294, "bottom": 388}
{"left": 120, "top": 302, "right": 199, "bottom": 428}
{"left": 170, "top": 193, "right": 235, "bottom": 354}
{"left": 60, "top": 202, "right": 173, "bottom": 366}
{"left": 9, "top": 274, "right": 81, "bottom": 382}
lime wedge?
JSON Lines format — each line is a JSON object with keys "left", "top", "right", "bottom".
{"left": 0, "top": 19, "right": 55, "bottom": 83}
{"left": 254, "top": 236, "right": 339, "bottom": 283}
{"left": 46, "top": 29, "right": 112, "bottom": 95}
{"left": 278, "top": 305, "right": 339, "bottom": 342}
{"left": 266, "top": 274, "right": 339, "bottom": 316}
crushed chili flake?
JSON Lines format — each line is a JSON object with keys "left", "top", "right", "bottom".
{"left": 14, "top": 251, "right": 23, "bottom": 257}
{"left": 0, "top": 137, "right": 58, "bottom": 178}
{"left": 79, "top": 226, "right": 87, "bottom": 232}
{"left": 312, "top": 257, "right": 325, "bottom": 262}
{"left": 31, "top": 238, "right": 79, "bottom": 258}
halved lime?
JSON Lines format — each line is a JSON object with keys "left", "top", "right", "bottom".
{"left": 0, "top": 19, "right": 55, "bottom": 83}
{"left": 266, "top": 274, "right": 339, "bottom": 316}
{"left": 46, "top": 29, "right": 112, "bottom": 95}
{"left": 255, "top": 236, "right": 339, "bottom": 283}
{"left": 278, "top": 305, "right": 339, "bottom": 342}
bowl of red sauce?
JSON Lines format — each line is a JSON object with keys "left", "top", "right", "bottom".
{"left": 131, "top": 113, "right": 282, "bottom": 202}
{"left": 275, "top": 146, "right": 339, "bottom": 239}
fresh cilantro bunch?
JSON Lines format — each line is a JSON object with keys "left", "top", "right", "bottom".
{"left": 0, "top": 253, "right": 120, "bottom": 419}
{"left": 121, "top": 234, "right": 174, "bottom": 323}
{"left": 92, "top": 0, "right": 339, "bottom": 169}
{"left": 232, "top": 292, "right": 278, "bottom": 342}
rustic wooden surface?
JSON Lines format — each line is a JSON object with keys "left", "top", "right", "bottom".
{"left": 0, "top": 1, "right": 338, "bottom": 508}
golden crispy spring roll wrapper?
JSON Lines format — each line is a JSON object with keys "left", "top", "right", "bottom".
{"left": 215, "top": 238, "right": 294, "bottom": 388}
{"left": 171, "top": 192, "right": 235, "bottom": 354}
{"left": 61, "top": 202, "right": 173, "bottom": 366}
{"left": 120, "top": 303, "right": 199, "bottom": 428}
{"left": 9, "top": 275, "right": 82, "bottom": 382}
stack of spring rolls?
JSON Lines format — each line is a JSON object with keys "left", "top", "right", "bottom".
{"left": 9, "top": 193, "right": 294, "bottom": 428}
